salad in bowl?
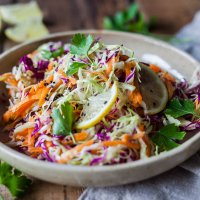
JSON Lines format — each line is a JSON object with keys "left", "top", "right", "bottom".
{"left": 1, "top": 33, "right": 200, "bottom": 166}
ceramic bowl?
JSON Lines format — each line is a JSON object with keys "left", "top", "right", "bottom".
{"left": 0, "top": 30, "right": 200, "bottom": 187}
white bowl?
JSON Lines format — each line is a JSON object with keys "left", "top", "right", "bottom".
{"left": 0, "top": 30, "right": 200, "bottom": 186}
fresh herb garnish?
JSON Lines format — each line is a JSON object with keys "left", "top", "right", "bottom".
{"left": 52, "top": 101, "right": 74, "bottom": 138}
{"left": 0, "top": 161, "right": 32, "bottom": 198}
{"left": 41, "top": 47, "right": 64, "bottom": 60}
{"left": 165, "top": 99, "right": 199, "bottom": 118}
{"left": 103, "top": 3, "right": 188, "bottom": 43}
{"left": 103, "top": 3, "right": 152, "bottom": 34}
{"left": 70, "top": 33, "right": 94, "bottom": 57}
{"left": 66, "top": 62, "right": 87, "bottom": 76}
{"left": 152, "top": 124, "right": 186, "bottom": 151}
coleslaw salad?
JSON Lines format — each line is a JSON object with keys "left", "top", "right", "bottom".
{"left": 1, "top": 33, "right": 200, "bottom": 166}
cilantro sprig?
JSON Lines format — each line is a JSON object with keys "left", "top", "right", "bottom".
{"left": 152, "top": 124, "right": 186, "bottom": 151}
{"left": 103, "top": 3, "right": 186, "bottom": 43}
{"left": 165, "top": 99, "right": 199, "bottom": 118}
{"left": 70, "top": 33, "right": 94, "bottom": 57}
{"left": 66, "top": 62, "right": 87, "bottom": 76}
{"left": 0, "top": 161, "right": 32, "bottom": 199}
{"left": 52, "top": 101, "right": 74, "bottom": 139}
{"left": 67, "top": 34, "right": 94, "bottom": 76}
{"left": 103, "top": 3, "right": 153, "bottom": 34}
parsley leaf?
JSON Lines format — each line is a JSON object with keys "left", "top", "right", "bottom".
{"left": 41, "top": 47, "right": 64, "bottom": 60}
{"left": 70, "top": 34, "right": 94, "bottom": 57}
{"left": 66, "top": 62, "right": 87, "bottom": 76}
{"left": 52, "top": 101, "right": 74, "bottom": 136}
{"left": 0, "top": 161, "right": 32, "bottom": 198}
{"left": 103, "top": 3, "right": 152, "bottom": 34}
{"left": 152, "top": 124, "right": 186, "bottom": 151}
{"left": 103, "top": 3, "right": 182, "bottom": 43}
{"left": 165, "top": 99, "right": 198, "bottom": 118}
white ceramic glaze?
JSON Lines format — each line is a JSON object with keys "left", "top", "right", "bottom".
{"left": 0, "top": 30, "right": 200, "bottom": 187}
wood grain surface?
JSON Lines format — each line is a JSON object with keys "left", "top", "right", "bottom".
{"left": 0, "top": 0, "right": 132, "bottom": 199}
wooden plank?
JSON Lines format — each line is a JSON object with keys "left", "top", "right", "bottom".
{"left": 21, "top": 181, "right": 65, "bottom": 200}
{"left": 66, "top": 186, "right": 85, "bottom": 200}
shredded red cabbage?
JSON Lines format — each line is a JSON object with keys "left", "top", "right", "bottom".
{"left": 20, "top": 55, "right": 49, "bottom": 80}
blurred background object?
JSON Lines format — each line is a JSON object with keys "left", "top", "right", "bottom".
{"left": 0, "top": 0, "right": 200, "bottom": 42}
{"left": 136, "top": 0, "right": 200, "bottom": 33}
{"left": 0, "top": 1, "right": 48, "bottom": 42}
{"left": 0, "top": 0, "right": 200, "bottom": 44}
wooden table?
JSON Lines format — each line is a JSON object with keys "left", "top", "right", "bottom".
{"left": 0, "top": 0, "right": 132, "bottom": 199}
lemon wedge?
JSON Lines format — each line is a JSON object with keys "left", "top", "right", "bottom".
{"left": 139, "top": 63, "right": 168, "bottom": 115}
{"left": 5, "top": 20, "right": 49, "bottom": 43}
{"left": 75, "top": 82, "right": 118, "bottom": 129}
{"left": 0, "top": 1, "right": 42, "bottom": 25}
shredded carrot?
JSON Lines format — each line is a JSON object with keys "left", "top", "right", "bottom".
{"left": 90, "top": 149, "right": 100, "bottom": 155}
{"left": 74, "top": 140, "right": 94, "bottom": 152}
{"left": 127, "top": 90, "right": 143, "bottom": 108}
{"left": 138, "top": 124, "right": 145, "bottom": 131}
{"left": 74, "top": 132, "right": 88, "bottom": 141}
{"left": 38, "top": 87, "right": 50, "bottom": 107}
{"left": 162, "top": 72, "right": 176, "bottom": 82}
{"left": 0, "top": 73, "right": 18, "bottom": 86}
{"left": 122, "top": 132, "right": 144, "bottom": 141}
{"left": 15, "top": 129, "right": 29, "bottom": 138}
{"left": 124, "top": 61, "right": 142, "bottom": 107}
{"left": 122, "top": 134, "right": 130, "bottom": 142}
{"left": 106, "top": 53, "right": 120, "bottom": 76}
{"left": 45, "top": 141, "right": 53, "bottom": 148}
{"left": 106, "top": 112, "right": 118, "bottom": 120}
{"left": 149, "top": 64, "right": 162, "bottom": 73}
{"left": 37, "top": 80, "right": 45, "bottom": 88}
{"left": 132, "top": 132, "right": 144, "bottom": 140}
{"left": 27, "top": 128, "right": 35, "bottom": 146}
{"left": 106, "top": 56, "right": 115, "bottom": 76}
{"left": 125, "top": 61, "right": 136, "bottom": 77}
{"left": 58, "top": 69, "right": 67, "bottom": 78}
{"left": 195, "top": 98, "right": 200, "bottom": 110}
{"left": 47, "top": 62, "right": 54, "bottom": 71}
{"left": 142, "top": 135, "right": 152, "bottom": 157}
{"left": 28, "top": 147, "right": 43, "bottom": 154}
{"left": 58, "top": 69, "right": 76, "bottom": 87}
{"left": 52, "top": 80, "right": 63, "bottom": 92}
{"left": 59, "top": 140, "right": 94, "bottom": 163}
{"left": 102, "top": 140, "right": 140, "bottom": 150}
{"left": 46, "top": 74, "right": 54, "bottom": 83}
{"left": 165, "top": 80, "right": 175, "bottom": 99}
{"left": 28, "top": 50, "right": 38, "bottom": 59}
{"left": 3, "top": 98, "right": 38, "bottom": 122}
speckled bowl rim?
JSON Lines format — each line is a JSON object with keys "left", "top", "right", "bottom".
{"left": 0, "top": 30, "right": 200, "bottom": 173}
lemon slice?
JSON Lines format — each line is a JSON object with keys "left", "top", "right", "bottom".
{"left": 0, "top": 1, "right": 42, "bottom": 25}
{"left": 139, "top": 63, "right": 168, "bottom": 115}
{"left": 5, "top": 20, "right": 49, "bottom": 42}
{"left": 75, "top": 82, "right": 118, "bottom": 129}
